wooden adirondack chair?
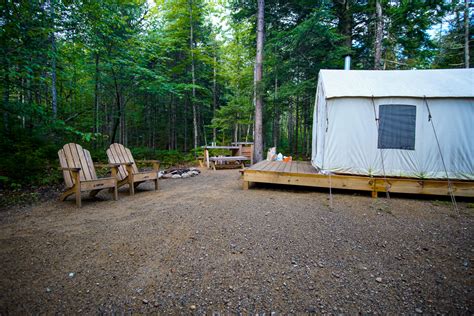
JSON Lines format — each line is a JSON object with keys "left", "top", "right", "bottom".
{"left": 106, "top": 143, "right": 160, "bottom": 195}
{"left": 58, "top": 143, "right": 120, "bottom": 207}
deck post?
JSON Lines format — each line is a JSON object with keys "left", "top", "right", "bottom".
{"left": 243, "top": 181, "right": 250, "bottom": 190}
{"left": 371, "top": 190, "right": 378, "bottom": 198}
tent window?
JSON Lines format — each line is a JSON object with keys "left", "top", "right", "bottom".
{"left": 378, "top": 104, "right": 416, "bottom": 150}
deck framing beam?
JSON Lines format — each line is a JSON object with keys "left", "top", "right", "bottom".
{"left": 242, "top": 165, "right": 474, "bottom": 197}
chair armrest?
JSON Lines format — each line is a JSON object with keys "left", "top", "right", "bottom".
{"left": 110, "top": 162, "right": 134, "bottom": 166}
{"left": 96, "top": 162, "right": 133, "bottom": 168}
{"left": 59, "top": 167, "right": 81, "bottom": 172}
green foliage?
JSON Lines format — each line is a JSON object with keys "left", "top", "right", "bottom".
{"left": 0, "top": 0, "right": 465, "bottom": 193}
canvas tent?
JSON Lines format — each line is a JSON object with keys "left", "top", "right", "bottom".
{"left": 312, "top": 69, "right": 474, "bottom": 180}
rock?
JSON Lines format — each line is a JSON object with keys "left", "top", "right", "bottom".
{"left": 158, "top": 171, "right": 165, "bottom": 178}
{"left": 172, "top": 174, "right": 181, "bottom": 179}
{"left": 68, "top": 272, "right": 75, "bottom": 278}
{"left": 46, "top": 287, "right": 51, "bottom": 293}
{"left": 143, "top": 299, "right": 149, "bottom": 304}
{"left": 182, "top": 173, "right": 190, "bottom": 178}
{"left": 375, "top": 277, "right": 382, "bottom": 283}
{"left": 190, "top": 305, "right": 196, "bottom": 310}
{"left": 415, "top": 308, "right": 423, "bottom": 314}
{"left": 163, "top": 173, "right": 173, "bottom": 179}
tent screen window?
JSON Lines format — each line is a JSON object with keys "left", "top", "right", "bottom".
{"left": 378, "top": 104, "right": 416, "bottom": 150}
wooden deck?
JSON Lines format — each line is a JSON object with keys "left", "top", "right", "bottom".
{"left": 242, "top": 161, "right": 474, "bottom": 198}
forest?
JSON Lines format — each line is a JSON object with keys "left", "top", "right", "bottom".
{"left": 0, "top": 0, "right": 472, "bottom": 189}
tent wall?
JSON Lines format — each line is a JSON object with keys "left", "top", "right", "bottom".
{"left": 312, "top": 96, "right": 474, "bottom": 180}
{"left": 312, "top": 78, "right": 327, "bottom": 170}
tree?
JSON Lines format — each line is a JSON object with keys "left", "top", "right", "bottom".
{"left": 464, "top": 0, "right": 470, "bottom": 68}
{"left": 374, "top": 0, "right": 383, "bottom": 70}
{"left": 254, "top": 0, "right": 265, "bottom": 163}
{"left": 0, "top": 0, "right": 466, "bottom": 187}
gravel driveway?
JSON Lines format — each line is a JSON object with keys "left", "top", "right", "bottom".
{"left": 0, "top": 169, "right": 472, "bottom": 314}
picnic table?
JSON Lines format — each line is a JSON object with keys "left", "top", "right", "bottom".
{"left": 203, "top": 144, "right": 253, "bottom": 169}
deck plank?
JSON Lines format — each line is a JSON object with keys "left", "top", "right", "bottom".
{"left": 302, "top": 162, "right": 313, "bottom": 174}
{"left": 271, "top": 162, "right": 283, "bottom": 172}
{"left": 251, "top": 160, "right": 269, "bottom": 171}
{"left": 262, "top": 161, "right": 275, "bottom": 171}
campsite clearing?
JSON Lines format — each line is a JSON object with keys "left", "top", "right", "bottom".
{"left": 0, "top": 169, "right": 472, "bottom": 314}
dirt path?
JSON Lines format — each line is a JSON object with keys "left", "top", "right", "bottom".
{"left": 0, "top": 169, "right": 472, "bottom": 314}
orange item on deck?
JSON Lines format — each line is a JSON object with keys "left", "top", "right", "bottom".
{"left": 283, "top": 156, "right": 292, "bottom": 162}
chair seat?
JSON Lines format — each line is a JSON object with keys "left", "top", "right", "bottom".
{"left": 80, "top": 177, "right": 116, "bottom": 191}
{"left": 132, "top": 171, "right": 158, "bottom": 182}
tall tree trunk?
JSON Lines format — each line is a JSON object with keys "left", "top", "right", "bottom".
{"left": 2, "top": 0, "right": 9, "bottom": 131}
{"left": 170, "top": 98, "right": 175, "bottom": 149}
{"left": 198, "top": 102, "right": 207, "bottom": 145}
{"left": 374, "top": 0, "right": 383, "bottom": 70}
{"left": 294, "top": 95, "right": 299, "bottom": 157}
{"left": 465, "top": 0, "right": 470, "bottom": 68}
{"left": 336, "top": 0, "right": 352, "bottom": 51}
{"left": 168, "top": 97, "right": 172, "bottom": 149}
{"left": 184, "top": 95, "right": 188, "bottom": 151}
{"left": 94, "top": 53, "right": 100, "bottom": 135}
{"left": 213, "top": 49, "right": 217, "bottom": 143}
{"left": 110, "top": 70, "right": 122, "bottom": 144}
{"left": 189, "top": 0, "right": 198, "bottom": 153}
{"left": 234, "top": 123, "right": 238, "bottom": 143}
{"left": 288, "top": 101, "right": 293, "bottom": 154}
{"left": 272, "top": 71, "right": 279, "bottom": 148}
{"left": 246, "top": 114, "right": 252, "bottom": 142}
{"left": 49, "top": 0, "right": 57, "bottom": 118}
{"left": 3, "top": 67, "right": 9, "bottom": 132}
{"left": 254, "top": 0, "right": 265, "bottom": 162}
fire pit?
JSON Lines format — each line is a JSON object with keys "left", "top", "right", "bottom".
{"left": 160, "top": 167, "right": 200, "bottom": 179}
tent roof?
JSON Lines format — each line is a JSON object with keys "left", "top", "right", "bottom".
{"left": 319, "top": 69, "right": 474, "bottom": 99}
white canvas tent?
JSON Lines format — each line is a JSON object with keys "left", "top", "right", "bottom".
{"left": 312, "top": 69, "right": 474, "bottom": 180}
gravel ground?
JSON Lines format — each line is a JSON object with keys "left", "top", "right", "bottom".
{"left": 0, "top": 168, "right": 472, "bottom": 314}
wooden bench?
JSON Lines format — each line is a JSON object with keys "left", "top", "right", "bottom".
{"left": 209, "top": 156, "right": 248, "bottom": 170}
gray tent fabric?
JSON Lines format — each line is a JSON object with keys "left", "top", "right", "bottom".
{"left": 312, "top": 69, "right": 474, "bottom": 180}
{"left": 378, "top": 104, "right": 416, "bottom": 150}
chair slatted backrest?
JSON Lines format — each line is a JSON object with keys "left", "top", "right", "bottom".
{"left": 107, "top": 143, "right": 139, "bottom": 181}
{"left": 58, "top": 143, "right": 98, "bottom": 187}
